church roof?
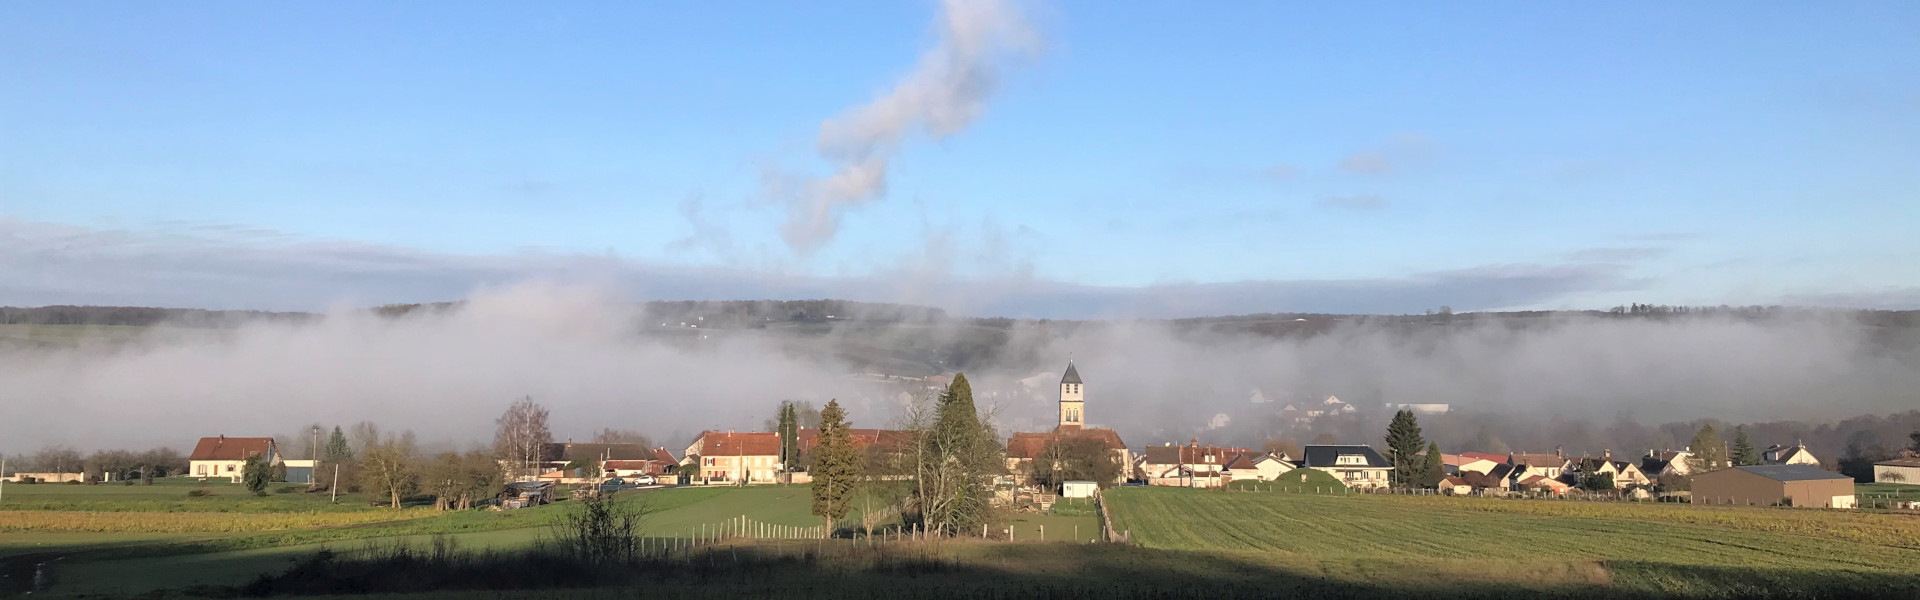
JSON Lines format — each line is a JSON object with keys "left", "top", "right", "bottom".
{"left": 1061, "top": 361, "right": 1082, "bottom": 384}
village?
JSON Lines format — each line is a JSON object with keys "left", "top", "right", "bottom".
{"left": 20, "top": 361, "right": 1912, "bottom": 514}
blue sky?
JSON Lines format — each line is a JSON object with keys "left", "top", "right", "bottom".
{"left": 2, "top": 1, "right": 1916, "bottom": 316}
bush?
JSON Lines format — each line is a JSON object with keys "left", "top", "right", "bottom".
{"left": 188, "top": 489, "right": 211, "bottom": 497}
{"left": 124, "top": 480, "right": 137, "bottom": 486}
{"left": 273, "top": 486, "right": 298, "bottom": 494}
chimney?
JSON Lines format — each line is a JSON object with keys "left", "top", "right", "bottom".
{"left": 1603, "top": 449, "right": 1611, "bottom": 460}
{"left": 1554, "top": 445, "right": 1563, "bottom": 458}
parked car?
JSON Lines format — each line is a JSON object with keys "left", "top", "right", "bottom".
{"left": 598, "top": 478, "right": 640, "bottom": 492}
{"left": 633, "top": 475, "right": 655, "bottom": 485}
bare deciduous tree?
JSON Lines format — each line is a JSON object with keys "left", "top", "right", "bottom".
{"left": 494, "top": 396, "right": 552, "bottom": 480}
{"left": 360, "top": 431, "right": 420, "bottom": 509}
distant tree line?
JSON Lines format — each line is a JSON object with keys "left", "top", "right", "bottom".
{"left": 0, "top": 305, "right": 310, "bottom": 327}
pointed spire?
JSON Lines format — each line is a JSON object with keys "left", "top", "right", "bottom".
{"left": 1061, "top": 360, "right": 1082, "bottom": 384}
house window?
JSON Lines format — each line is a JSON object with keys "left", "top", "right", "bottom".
{"left": 197, "top": 464, "right": 207, "bottom": 475}
{"left": 226, "top": 465, "right": 235, "bottom": 472}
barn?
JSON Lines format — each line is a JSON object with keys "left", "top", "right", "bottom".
{"left": 1691, "top": 465, "right": 1856, "bottom": 509}
{"left": 1875, "top": 457, "right": 1920, "bottom": 485}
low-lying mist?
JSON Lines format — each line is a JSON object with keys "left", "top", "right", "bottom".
{"left": 3, "top": 282, "right": 1916, "bottom": 458}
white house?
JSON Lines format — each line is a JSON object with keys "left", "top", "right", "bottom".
{"left": 1300, "top": 445, "right": 1391, "bottom": 489}
{"left": 1763, "top": 443, "right": 1819, "bottom": 466}
{"left": 188, "top": 436, "right": 280, "bottom": 483}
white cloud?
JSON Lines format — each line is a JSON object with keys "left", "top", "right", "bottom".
{"left": 777, "top": 0, "right": 1040, "bottom": 255}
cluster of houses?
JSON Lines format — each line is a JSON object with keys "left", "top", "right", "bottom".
{"left": 165, "top": 360, "right": 1906, "bottom": 511}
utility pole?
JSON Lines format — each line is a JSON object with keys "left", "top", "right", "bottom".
{"left": 1, "top": 457, "right": 7, "bottom": 506}
{"left": 310, "top": 425, "right": 320, "bottom": 490}
{"left": 330, "top": 464, "right": 340, "bottom": 503}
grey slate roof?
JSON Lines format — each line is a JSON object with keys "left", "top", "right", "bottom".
{"left": 1061, "top": 361, "right": 1082, "bottom": 384}
{"left": 1733, "top": 464, "right": 1850, "bottom": 482}
{"left": 1301, "top": 445, "right": 1390, "bottom": 468}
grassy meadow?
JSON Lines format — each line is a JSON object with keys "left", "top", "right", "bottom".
{"left": 5, "top": 480, "right": 1918, "bottom": 599}
{"left": 1104, "top": 486, "right": 1920, "bottom": 596}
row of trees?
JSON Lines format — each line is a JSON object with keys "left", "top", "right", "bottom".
{"left": 3, "top": 446, "right": 188, "bottom": 483}
{"left": 798, "top": 374, "right": 1007, "bottom": 538}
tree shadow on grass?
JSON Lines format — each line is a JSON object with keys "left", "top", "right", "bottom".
{"left": 104, "top": 540, "right": 1920, "bottom": 600}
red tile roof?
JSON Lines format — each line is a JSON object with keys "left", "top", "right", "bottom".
{"left": 795, "top": 428, "right": 917, "bottom": 454}
{"left": 691, "top": 432, "right": 780, "bottom": 457}
{"left": 189, "top": 437, "right": 274, "bottom": 462}
{"left": 1459, "top": 451, "right": 1509, "bottom": 464}
{"left": 1510, "top": 453, "right": 1568, "bottom": 468}
{"left": 1006, "top": 427, "right": 1129, "bottom": 460}
{"left": 1139, "top": 444, "right": 1250, "bottom": 466}
{"left": 1443, "top": 453, "right": 1497, "bottom": 467}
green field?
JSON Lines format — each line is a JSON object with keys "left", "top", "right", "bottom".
{"left": 1104, "top": 486, "right": 1920, "bottom": 596}
{"left": 0, "top": 476, "right": 394, "bottom": 513}
{"left": 20, "top": 484, "right": 913, "bottom": 596}
{"left": 9, "top": 482, "right": 1920, "bottom": 599}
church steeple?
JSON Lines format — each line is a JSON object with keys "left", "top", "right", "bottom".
{"left": 1058, "top": 360, "right": 1084, "bottom": 431}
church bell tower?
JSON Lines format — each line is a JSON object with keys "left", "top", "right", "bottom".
{"left": 1058, "top": 361, "right": 1084, "bottom": 431}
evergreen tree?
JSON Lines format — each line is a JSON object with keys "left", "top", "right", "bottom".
{"left": 1730, "top": 426, "right": 1760, "bottom": 466}
{"left": 1687, "top": 424, "right": 1728, "bottom": 473}
{"left": 777, "top": 401, "right": 800, "bottom": 472}
{"left": 324, "top": 426, "right": 352, "bottom": 461}
{"left": 240, "top": 455, "right": 271, "bottom": 496}
{"left": 810, "top": 400, "right": 859, "bottom": 534}
{"left": 1419, "top": 442, "right": 1445, "bottom": 488}
{"left": 1909, "top": 429, "right": 1920, "bottom": 454}
{"left": 1384, "top": 409, "right": 1425, "bottom": 487}
{"left": 914, "top": 373, "right": 1002, "bottom": 536}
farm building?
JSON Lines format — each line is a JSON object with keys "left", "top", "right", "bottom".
{"left": 282, "top": 459, "right": 316, "bottom": 484}
{"left": 1691, "top": 465, "right": 1856, "bottom": 508}
{"left": 684, "top": 432, "right": 781, "bottom": 485}
{"left": 3, "top": 472, "right": 85, "bottom": 483}
{"left": 1300, "top": 445, "right": 1391, "bottom": 489}
{"left": 188, "top": 436, "right": 280, "bottom": 483}
{"left": 1875, "top": 457, "right": 1920, "bottom": 484}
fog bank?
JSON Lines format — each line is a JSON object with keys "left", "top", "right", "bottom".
{"left": 2, "top": 283, "right": 1915, "bottom": 456}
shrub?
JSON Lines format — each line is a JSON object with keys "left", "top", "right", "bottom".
{"left": 65, "top": 479, "right": 83, "bottom": 485}
{"left": 188, "top": 489, "right": 211, "bottom": 497}
{"left": 274, "top": 486, "right": 298, "bottom": 494}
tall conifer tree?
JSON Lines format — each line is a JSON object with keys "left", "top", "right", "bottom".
{"left": 810, "top": 400, "right": 858, "bottom": 534}
{"left": 1730, "top": 426, "right": 1760, "bottom": 466}
{"left": 1384, "top": 409, "right": 1425, "bottom": 487}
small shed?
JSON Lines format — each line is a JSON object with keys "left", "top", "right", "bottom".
{"left": 1692, "top": 465, "right": 1855, "bottom": 508}
{"left": 1061, "top": 480, "right": 1098, "bottom": 498}
{"left": 282, "top": 459, "right": 316, "bottom": 484}
{"left": 503, "top": 481, "right": 555, "bottom": 508}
